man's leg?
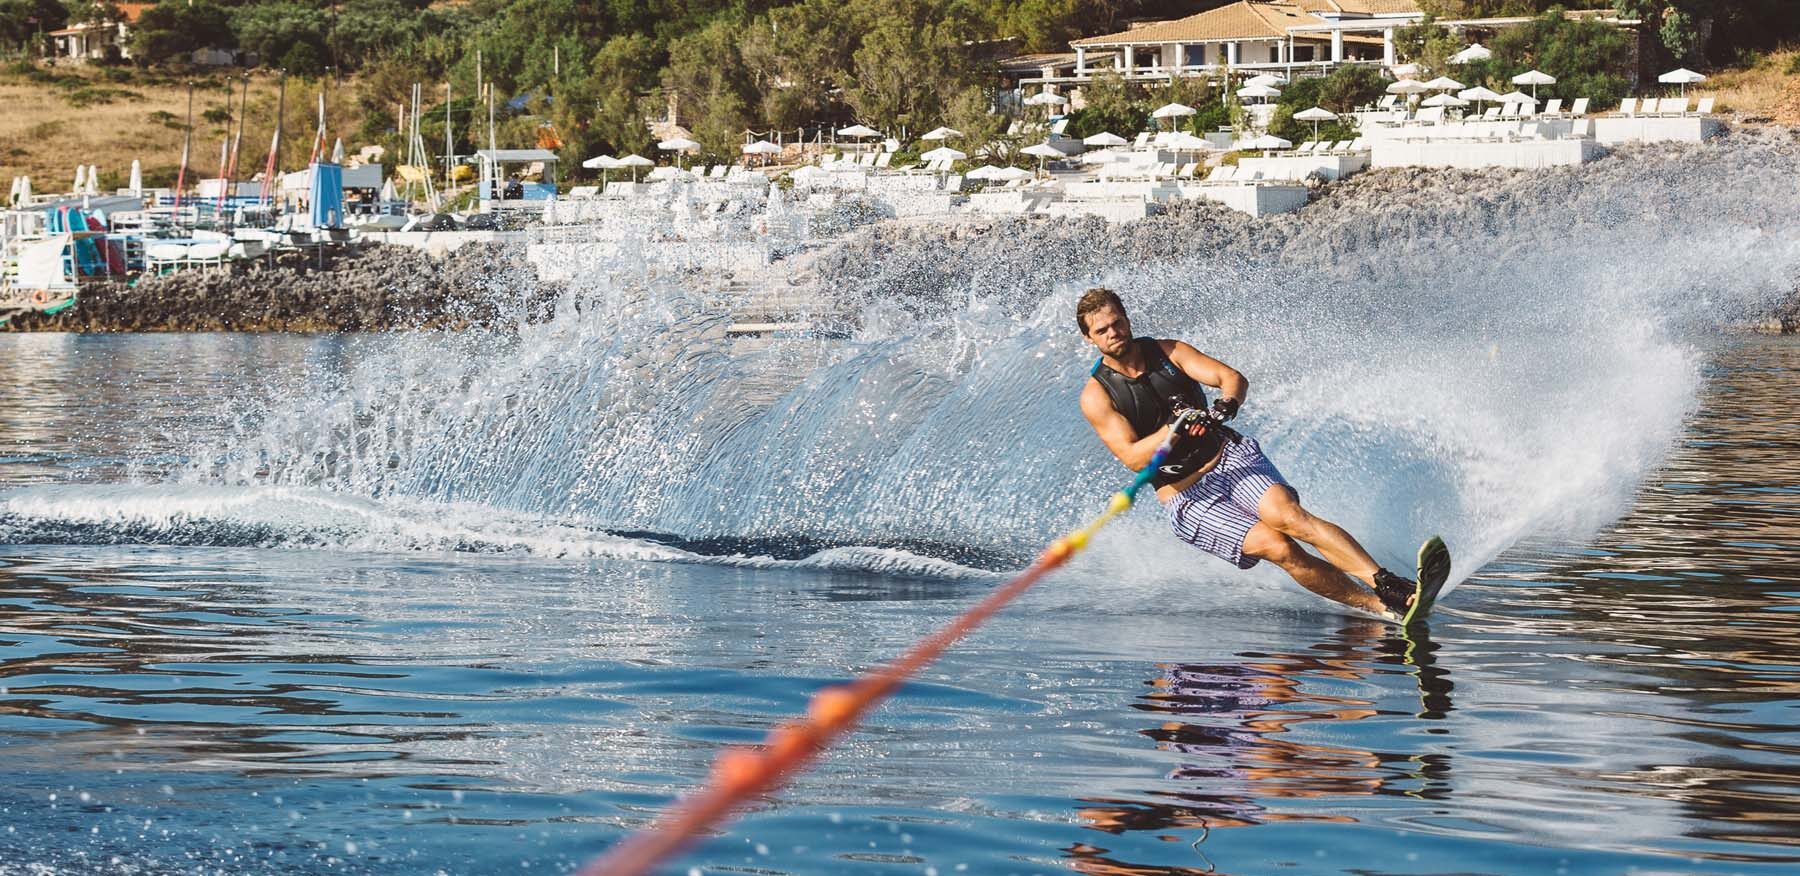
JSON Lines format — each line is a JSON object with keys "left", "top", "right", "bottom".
{"left": 1240, "top": 523, "right": 1388, "bottom": 616}
{"left": 1254, "top": 485, "right": 1385, "bottom": 587}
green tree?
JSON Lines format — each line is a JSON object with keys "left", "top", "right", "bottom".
{"left": 328, "top": 0, "right": 429, "bottom": 73}
{"left": 0, "top": 0, "right": 68, "bottom": 55}
{"left": 1462, "top": 8, "right": 1633, "bottom": 106}
{"left": 1064, "top": 71, "right": 1145, "bottom": 139}
{"left": 1393, "top": 15, "right": 1466, "bottom": 77}
{"left": 232, "top": 3, "right": 329, "bottom": 72}
{"left": 128, "top": 1, "right": 234, "bottom": 67}
{"left": 842, "top": 0, "right": 983, "bottom": 135}
{"left": 662, "top": 16, "right": 756, "bottom": 157}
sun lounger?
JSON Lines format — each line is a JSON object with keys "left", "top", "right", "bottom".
{"left": 1378, "top": 94, "right": 1398, "bottom": 109}
{"left": 1542, "top": 98, "right": 1563, "bottom": 116}
{"left": 1176, "top": 162, "right": 1195, "bottom": 177}
{"left": 1347, "top": 138, "right": 1366, "bottom": 152}
{"left": 1569, "top": 97, "right": 1589, "bottom": 116}
{"left": 1206, "top": 165, "right": 1237, "bottom": 183}
{"left": 1694, "top": 96, "right": 1714, "bottom": 115}
{"left": 874, "top": 152, "right": 893, "bottom": 168}
{"left": 710, "top": 165, "right": 729, "bottom": 178}
{"left": 568, "top": 185, "right": 598, "bottom": 198}
{"left": 1571, "top": 118, "right": 1591, "bottom": 138}
{"left": 1664, "top": 97, "right": 1690, "bottom": 116}
{"left": 1615, "top": 97, "right": 1637, "bottom": 116}
{"left": 1480, "top": 107, "right": 1501, "bottom": 121}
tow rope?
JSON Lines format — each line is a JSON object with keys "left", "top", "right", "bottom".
{"left": 580, "top": 439, "right": 1178, "bottom": 876}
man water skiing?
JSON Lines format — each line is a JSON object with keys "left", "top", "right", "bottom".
{"left": 1074, "top": 288, "right": 1448, "bottom": 622}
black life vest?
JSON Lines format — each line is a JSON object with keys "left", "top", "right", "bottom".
{"left": 1090, "top": 337, "right": 1223, "bottom": 488}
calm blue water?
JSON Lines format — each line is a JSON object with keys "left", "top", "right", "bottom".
{"left": 0, "top": 331, "right": 1796, "bottom": 875}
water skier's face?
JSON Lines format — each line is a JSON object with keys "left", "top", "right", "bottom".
{"left": 1083, "top": 305, "right": 1132, "bottom": 358}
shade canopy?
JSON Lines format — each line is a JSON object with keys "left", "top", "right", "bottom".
{"left": 965, "top": 165, "right": 997, "bottom": 180}
{"left": 1499, "top": 91, "right": 1538, "bottom": 105}
{"left": 1458, "top": 86, "right": 1504, "bottom": 102}
{"left": 616, "top": 154, "right": 654, "bottom": 167}
{"left": 582, "top": 155, "right": 619, "bottom": 169}
{"left": 1512, "top": 70, "right": 1556, "bottom": 86}
{"left": 1450, "top": 43, "right": 1492, "bottom": 63}
{"left": 1162, "top": 132, "right": 1210, "bottom": 151}
{"left": 657, "top": 137, "right": 699, "bottom": 151}
{"left": 1020, "top": 142, "right": 1067, "bottom": 158}
{"left": 1246, "top": 134, "right": 1292, "bottom": 150}
{"left": 1424, "top": 76, "right": 1464, "bottom": 91}
{"left": 1151, "top": 102, "right": 1197, "bottom": 118}
{"left": 920, "top": 146, "right": 966, "bottom": 162}
{"left": 128, "top": 160, "right": 142, "bottom": 195}
{"left": 1292, "top": 106, "right": 1338, "bottom": 122}
{"left": 1236, "top": 84, "right": 1281, "bottom": 99}
{"left": 1082, "top": 131, "right": 1129, "bottom": 147}
{"left": 1245, "top": 73, "right": 1286, "bottom": 87}
{"left": 837, "top": 124, "right": 881, "bottom": 138}
{"left": 1658, "top": 67, "right": 1706, "bottom": 84}
{"left": 741, "top": 140, "right": 782, "bottom": 155}
{"left": 1023, "top": 91, "right": 1068, "bottom": 106}
{"left": 1386, "top": 79, "right": 1430, "bottom": 95}
{"left": 1422, "top": 93, "right": 1469, "bottom": 107}
{"left": 920, "top": 126, "right": 963, "bottom": 141}
{"left": 989, "top": 166, "right": 1033, "bottom": 181}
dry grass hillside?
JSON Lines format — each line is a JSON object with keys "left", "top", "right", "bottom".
{"left": 1705, "top": 48, "right": 1800, "bottom": 124}
{"left": 0, "top": 64, "right": 365, "bottom": 193}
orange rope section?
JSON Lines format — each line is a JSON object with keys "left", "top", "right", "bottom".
{"left": 581, "top": 442, "right": 1174, "bottom": 876}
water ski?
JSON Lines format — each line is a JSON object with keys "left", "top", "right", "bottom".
{"left": 1402, "top": 536, "right": 1452, "bottom": 626}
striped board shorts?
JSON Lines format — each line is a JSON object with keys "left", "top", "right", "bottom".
{"left": 1165, "top": 435, "right": 1291, "bottom": 570}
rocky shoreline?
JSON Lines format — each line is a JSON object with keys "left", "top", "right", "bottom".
{"left": 3, "top": 243, "right": 561, "bottom": 333}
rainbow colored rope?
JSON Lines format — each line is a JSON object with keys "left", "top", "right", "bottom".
{"left": 579, "top": 441, "right": 1175, "bottom": 876}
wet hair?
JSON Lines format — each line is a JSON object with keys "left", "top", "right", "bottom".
{"left": 1076, "top": 287, "right": 1125, "bottom": 336}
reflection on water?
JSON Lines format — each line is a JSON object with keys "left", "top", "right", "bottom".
{"left": 1068, "top": 622, "right": 1454, "bottom": 875}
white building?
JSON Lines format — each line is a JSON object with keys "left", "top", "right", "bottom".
{"left": 1059, "top": 0, "right": 1423, "bottom": 83}
{"left": 46, "top": 3, "right": 152, "bottom": 63}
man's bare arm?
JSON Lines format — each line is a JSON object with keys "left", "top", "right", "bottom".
{"left": 1080, "top": 379, "right": 1170, "bottom": 472}
{"left": 1162, "top": 340, "right": 1248, "bottom": 402}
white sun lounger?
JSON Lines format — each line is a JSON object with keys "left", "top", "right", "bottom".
{"left": 1132, "top": 132, "right": 1151, "bottom": 150}
{"left": 1481, "top": 107, "right": 1501, "bottom": 121}
{"left": 1542, "top": 98, "right": 1563, "bottom": 116}
{"left": 1569, "top": 97, "right": 1589, "bottom": 116}
{"left": 1693, "top": 96, "right": 1714, "bottom": 115}
{"left": 1206, "top": 165, "right": 1237, "bottom": 183}
{"left": 1664, "top": 97, "right": 1690, "bottom": 116}
{"left": 1615, "top": 97, "right": 1637, "bottom": 116}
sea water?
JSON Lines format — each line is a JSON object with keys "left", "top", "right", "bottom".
{"left": 2, "top": 141, "right": 1800, "bottom": 873}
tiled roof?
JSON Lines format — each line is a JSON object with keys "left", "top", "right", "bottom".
{"left": 1072, "top": 0, "right": 1420, "bottom": 47}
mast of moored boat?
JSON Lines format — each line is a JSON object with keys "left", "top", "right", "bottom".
{"left": 174, "top": 82, "right": 193, "bottom": 211}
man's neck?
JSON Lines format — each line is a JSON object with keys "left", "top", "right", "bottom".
{"left": 1104, "top": 339, "right": 1147, "bottom": 377}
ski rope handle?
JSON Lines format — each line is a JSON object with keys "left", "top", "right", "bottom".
{"left": 579, "top": 438, "right": 1179, "bottom": 876}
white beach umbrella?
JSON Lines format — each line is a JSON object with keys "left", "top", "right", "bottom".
{"left": 1245, "top": 73, "right": 1286, "bottom": 88}
{"left": 381, "top": 179, "right": 397, "bottom": 202}
{"left": 990, "top": 166, "right": 1033, "bottom": 182}
{"left": 920, "top": 126, "right": 963, "bottom": 141}
{"left": 1499, "top": 90, "right": 1538, "bottom": 106}
{"left": 1236, "top": 84, "right": 1281, "bottom": 100}
{"left": 617, "top": 153, "right": 653, "bottom": 181}
{"left": 1458, "top": 85, "right": 1504, "bottom": 113}
{"left": 1163, "top": 131, "right": 1211, "bottom": 153}
{"left": 1023, "top": 91, "right": 1068, "bottom": 106}
{"left": 1386, "top": 79, "right": 1430, "bottom": 95}
{"left": 1246, "top": 134, "right": 1292, "bottom": 153}
{"left": 1658, "top": 67, "right": 1706, "bottom": 96}
{"left": 1151, "top": 102, "right": 1196, "bottom": 119}
{"left": 920, "top": 146, "right": 967, "bottom": 163}
{"left": 1424, "top": 76, "right": 1464, "bottom": 91}
{"left": 1021, "top": 141, "right": 1067, "bottom": 171}
{"left": 657, "top": 137, "right": 700, "bottom": 151}
{"left": 1451, "top": 43, "right": 1492, "bottom": 64}
{"left": 1293, "top": 106, "right": 1338, "bottom": 139}
{"left": 7, "top": 176, "right": 15, "bottom": 205}
{"left": 541, "top": 192, "right": 558, "bottom": 224}
{"left": 1511, "top": 69, "right": 1556, "bottom": 99}
{"left": 331, "top": 138, "right": 345, "bottom": 163}
{"left": 1082, "top": 131, "right": 1129, "bottom": 147}
{"left": 837, "top": 124, "right": 881, "bottom": 138}
{"left": 741, "top": 140, "right": 781, "bottom": 154}
{"left": 1422, "top": 93, "right": 1469, "bottom": 107}
{"left": 582, "top": 154, "right": 620, "bottom": 169}
{"left": 1080, "top": 149, "right": 1119, "bottom": 165}
{"left": 965, "top": 165, "right": 997, "bottom": 180}
{"left": 73, "top": 165, "right": 85, "bottom": 193}
{"left": 128, "top": 159, "right": 142, "bottom": 196}
{"left": 16, "top": 176, "right": 28, "bottom": 205}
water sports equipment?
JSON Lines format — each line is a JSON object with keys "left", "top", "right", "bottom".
{"left": 1405, "top": 535, "right": 1453, "bottom": 625}
{"left": 580, "top": 415, "right": 1206, "bottom": 876}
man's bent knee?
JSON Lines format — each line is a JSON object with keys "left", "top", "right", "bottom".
{"left": 1240, "top": 523, "right": 1298, "bottom": 564}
